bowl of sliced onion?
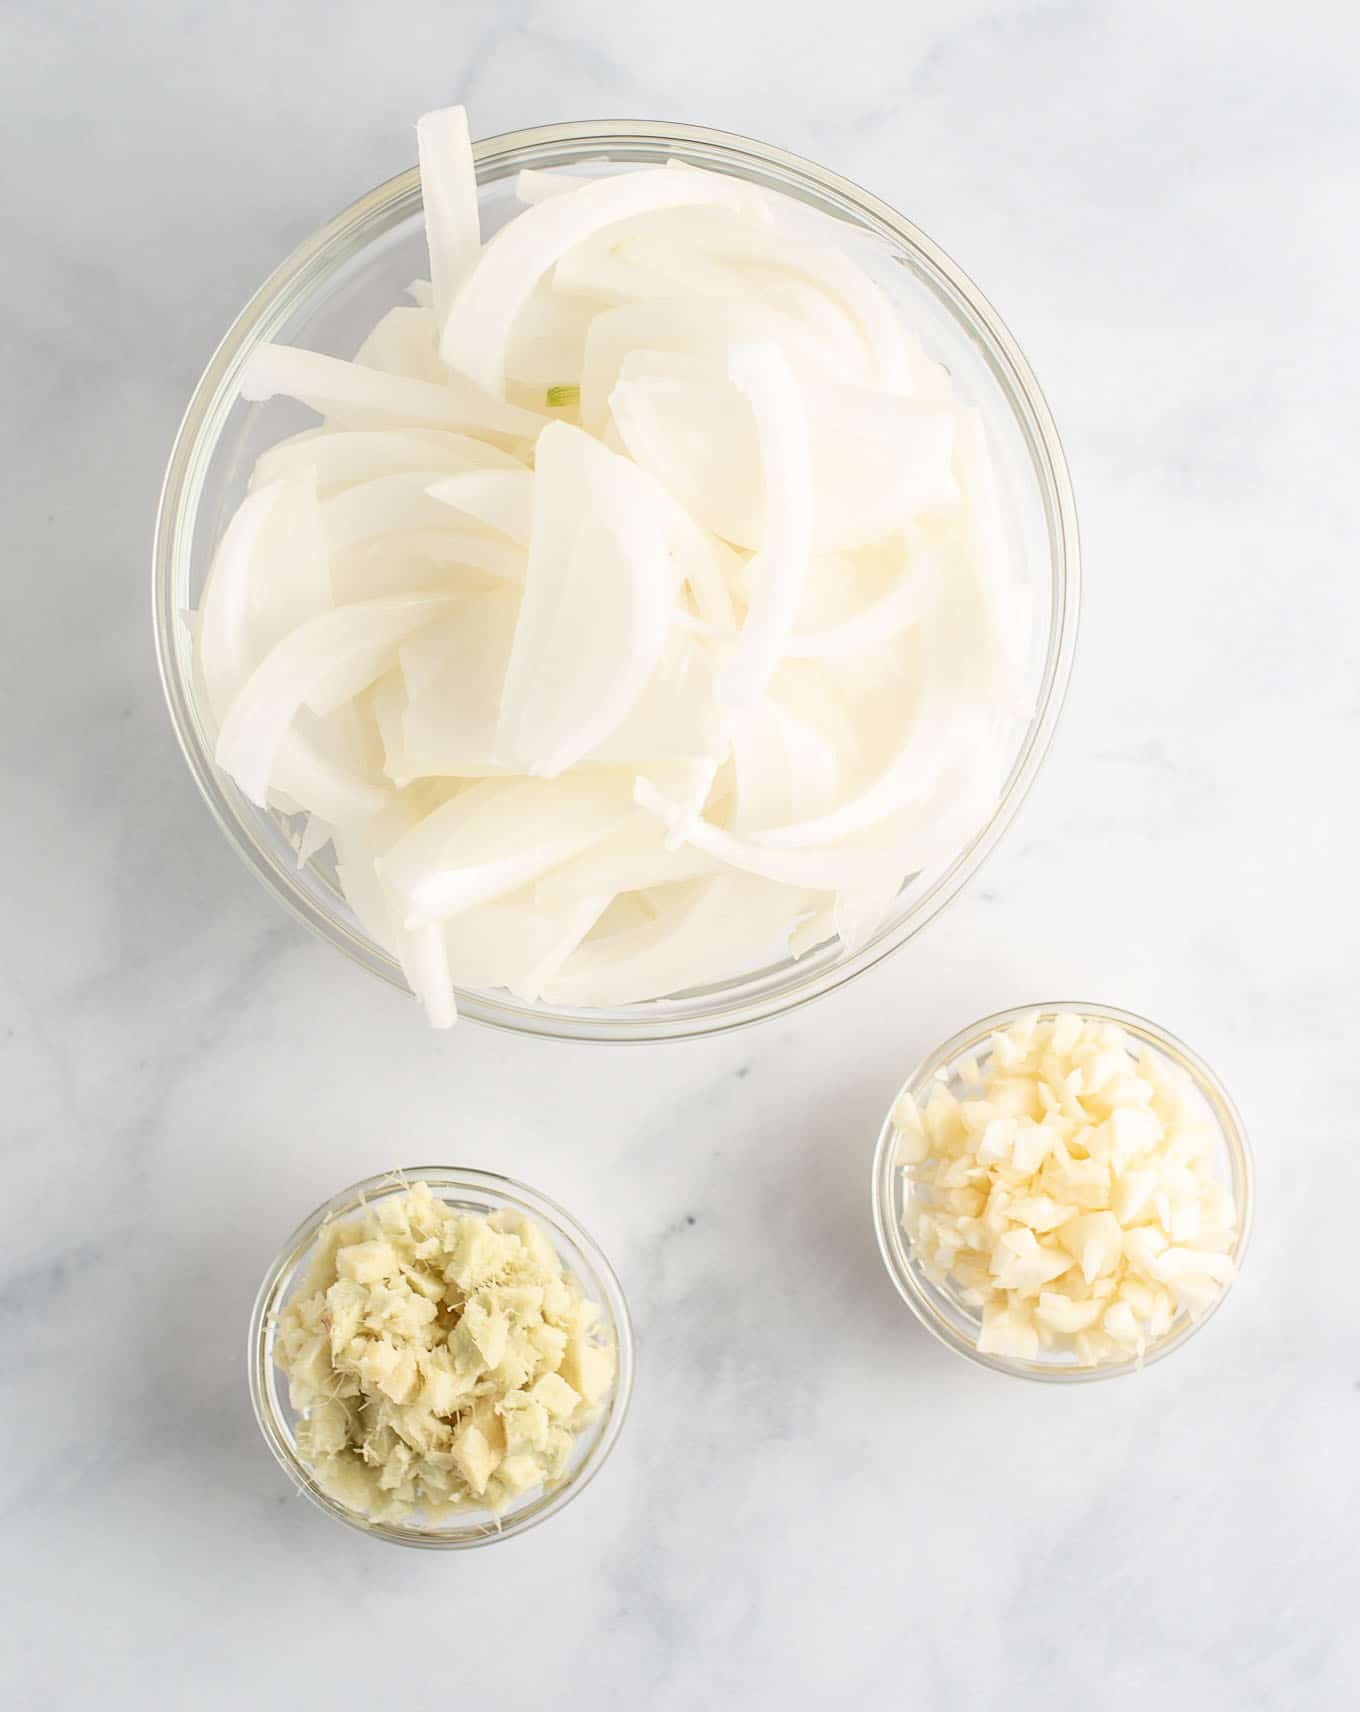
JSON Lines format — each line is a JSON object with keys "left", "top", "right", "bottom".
{"left": 153, "top": 111, "right": 1079, "bottom": 1040}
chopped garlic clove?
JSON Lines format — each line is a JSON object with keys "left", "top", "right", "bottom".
{"left": 1057, "top": 1212, "right": 1123, "bottom": 1284}
{"left": 1034, "top": 1291, "right": 1104, "bottom": 1335}
{"left": 977, "top": 1301, "right": 1039, "bottom": 1360}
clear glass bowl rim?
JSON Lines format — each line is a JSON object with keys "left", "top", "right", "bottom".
{"left": 247, "top": 1165, "right": 635, "bottom": 1549}
{"left": 153, "top": 118, "right": 1081, "bottom": 1042}
{"left": 871, "top": 1001, "right": 1255, "bottom": 1383}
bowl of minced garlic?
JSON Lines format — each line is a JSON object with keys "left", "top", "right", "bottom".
{"left": 872, "top": 1005, "right": 1252, "bottom": 1380}
{"left": 250, "top": 1170, "right": 631, "bottom": 1545}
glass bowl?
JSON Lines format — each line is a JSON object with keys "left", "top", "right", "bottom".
{"left": 154, "top": 120, "right": 1080, "bottom": 1041}
{"left": 248, "top": 1166, "right": 634, "bottom": 1548}
{"left": 871, "top": 1003, "right": 1254, "bottom": 1382}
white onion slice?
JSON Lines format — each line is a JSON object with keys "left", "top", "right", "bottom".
{"left": 320, "top": 470, "right": 514, "bottom": 553}
{"left": 270, "top": 720, "right": 389, "bottom": 824}
{"left": 295, "top": 813, "right": 334, "bottom": 867}
{"left": 634, "top": 778, "right": 932, "bottom": 892}
{"left": 610, "top": 359, "right": 953, "bottom": 550}
{"left": 579, "top": 296, "right": 831, "bottom": 431}
{"left": 504, "top": 286, "right": 598, "bottom": 389}
{"left": 785, "top": 535, "right": 937, "bottom": 658}
{"left": 541, "top": 875, "right": 818, "bottom": 1008}
{"left": 417, "top": 106, "right": 480, "bottom": 331}
{"left": 716, "top": 344, "right": 812, "bottom": 708}
{"left": 215, "top": 596, "right": 451, "bottom": 806}
{"left": 198, "top": 477, "right": 331, "bottom": 722}
{"left": 240, "top": 344, "right": 543, "bottom": 439}
{"left": 496, "top": 423, "right": 679, "bottom": 776}
{"left": 729, "top": 695, "right": 843, "bottom": 834}
{"left": 515, "top": 167, "right": 601, "bottom": 204}
{"left": 404, "top": 922, "right": 457, "bottom": 1029}
{"left": 953, "top": 407, "right": 1033, "bottom": 708}
{"left": 427, "top": 469, "right": 534, "bottom": 545}
{"left": 198, "top": 486, "right": 285, "bottom": 721}
{"left": 444, "top": 889, "right": 608, "bottom": 1000}
{"left": 669, "top": 214, "right": 913, "bottom": 391}
{"left": 534, "top": 814, "right": 724, "bottom": 908}
{"left": 379, "top": 774, "right": 636, "bottom": 928}
{"left": 335, "top": 797, "right": 455, "bottom": 1025}
{"left": 251, "top": 427, "right": 523, "bottom": 493}
{"left": 585, "top": 632, "right": 727, "bottom": 765}
{"left": 553, "top": 212, "right": 749, "bottom": 308}
{"left": 352, "top": 305, "right": 446, "bottom": 384}
{"left": 560, "top": 202, "right": 904, "bottom": 385}
{"left": 329, "top": 531, "right": 526, "bottom": 604}
{"left": 397, "top": 589, "right": 520, "bottom": 779}
{"left": 368, "top": 670, "right": 410, "bottom": 786}
{"left": 751, "top": 675, "right": 957, "bottom": 849}
{"left": 441, "top": 168, "right": 754, "bottom": 393}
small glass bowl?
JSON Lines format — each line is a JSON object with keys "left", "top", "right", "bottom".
{"left": 248, "top": 1166, "right": 634, "bottom": 1548}
{"left": 153, "top": 120, "right": 1080, "bottom": 1042}
{"left": 871, "top": 1003, "right": 1254, "bottom": 1383}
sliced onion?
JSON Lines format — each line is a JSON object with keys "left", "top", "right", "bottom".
{"left": 579, "top": 296, "right": 831, "bottom": 431}
{"left": 441, "top": 167, "right": 755, "bottom": 393}
{"left": 784, "top": 534, "right": 937, "bottom": 658}
{"left": 417, "top": 106, "right": 480, "bottom": 331}
{"left": 367, "top": 670, "right": 410, "bottom": 786}
{"left": 215, "top": 596, "right": 452, "bottom": 806}
{"left": 239, "top": 344, "right": 543, "bottom": 439}
{"left": 334, "top": 797, "right": 455, "bottom": 1026}
{"left": 504, "top": 285, "right": 598, "bottom": 389}
{"left": 515, "top": 167, "right": 600, "bottom": 205}
{"left": 542, "top": 874, "right": 818, "bottom": 1007}
{"left": 534, "top": 813, "right": 724, "bottom": 908}
{"left": 610, "top": 359, "right": 953, "bottom": 550}
{"left": 716, "top": 344, "right": 812, "bottom": 708}
{"left": 427, "top": 469, "right": 534, "bottom": 545}
{"left": 329, "top": 531, "right": 526, "bottom": 604}
{"left": 397, "top": 589, "right": 520, "bottom": 779}
{"left": 553, "top": 210, "right": 750, "bottom": 308}
{"left": 270, "top": 720, "right": 389, "bottom": 824}
{"left": 378, "top": 774, "right": 636, "bottom": 928}
{"left": 251, "top": 427, "right": 523, "bottom": 493}
{"left": 295, "top": 813, "right": 334, "bottom": 867}
{"left": 197, "top": 477, "right": 331, "bottom": 721}
{"left": 443, "top": 889, "right": 608, "bottom": 1000}
{"left": 496, "top": 423, "right": 679, "bottom": 776}
{"left": 352, "top": 305, "right": 446, "bottom": 384}
{"left": 668, "top": 214, "right": 913, "bottom": 391}
{"left": 320, "top": 470, "right": 515, "bottom": 553}
{"left": 582, "top": 632, "right": 727, "bottom": 765}
{"left": 634, "top": 777, "right": 928, "bottom": 892}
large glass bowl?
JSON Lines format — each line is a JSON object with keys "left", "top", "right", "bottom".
{"left": 153, "top": 121, "right": 1080, "bottom": 1041}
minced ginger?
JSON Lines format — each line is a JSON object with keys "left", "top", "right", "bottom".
{"left": 275, "top": 1182, "right": 616, "bottom": 1522}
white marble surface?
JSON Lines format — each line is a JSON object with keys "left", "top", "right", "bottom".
{"left": 4, "top": 0, "right": 1357, "bottom": 1704}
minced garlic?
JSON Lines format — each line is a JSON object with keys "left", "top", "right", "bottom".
{"left": 274, "top": 1182, "right": 616, "bottom": 1522}
{"left": 893, "top": 1013, "right": 1239, "bottom": 1366}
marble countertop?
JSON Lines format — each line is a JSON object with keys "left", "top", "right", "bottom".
{"left": 4, "top": 1, "right": 1357, "bottom": 1705}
